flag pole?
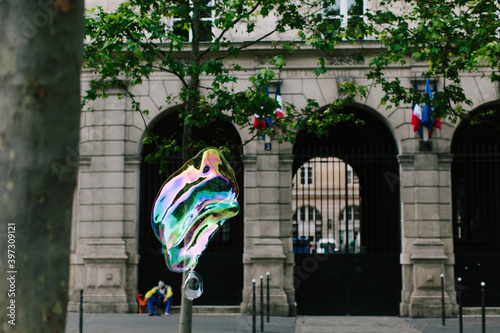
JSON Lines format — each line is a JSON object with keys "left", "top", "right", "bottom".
{"left": 423, "top": 127, "right": 429, "bottom": 141}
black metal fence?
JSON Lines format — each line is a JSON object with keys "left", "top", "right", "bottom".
{"left": 138, "top": 151, "right": 244, "bottom": 306}
{"left": 452, "top": 144, "right": 500, "bottom": 306}
{"left": 292, "top": 145, "right": 401, "bottom": 315}
{"left": 292, "top": 145, "right": 401, "bottom": 255}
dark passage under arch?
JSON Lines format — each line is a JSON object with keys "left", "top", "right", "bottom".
{"left": 138, "top": 112, "right": 244, "bottom": 306}
{"left": 452, "top": 107, "right": 500, "bottom": 307}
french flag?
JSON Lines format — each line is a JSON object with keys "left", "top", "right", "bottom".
{"left": 253, "top": 114, "right": 266, "bottom": 130}
{"left": 412, "top": 79, "right": 441, "bottom": 140}
{"left": 274, "top": 81, "right": 284, "bottom": 119}
{"left": 253, "top": 83, "right": 284, "bottom": 131}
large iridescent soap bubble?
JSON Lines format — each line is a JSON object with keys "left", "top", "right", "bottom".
{"left": 151, "top": 147, "right": 239, "bottom": 299}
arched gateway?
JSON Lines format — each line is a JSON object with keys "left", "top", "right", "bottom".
{"left": 138, "top": 111, "right": 244, "bottom": 306}
{"left": 451, "top": 106, "right": 500, "bottom": 307}
{"left": 292, "top": 106, "right": 401, "bottom": 315}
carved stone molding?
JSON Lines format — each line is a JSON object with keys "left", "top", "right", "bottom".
{"left": 326, "top": 55, "right": 363, "bottom": 66}
{"left": 410, "top": 238, "right": 448, "bottom": 262}
{"left": 437, "top": 154, "right": 454, "bottom": 170}
{"left": 254, "top": 56, "right": 271, "bottom": 66}
{"left": 398, "top": 154, "right": 415, "bottom": 171}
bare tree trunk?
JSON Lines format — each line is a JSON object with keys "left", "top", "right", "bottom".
{"left": 178, "top": 270, "right": 194, "bottom": 332}
{"left": 0, "top": 1, "right": 83, "bottom": 332}
{"left": 178, "top": 1, "right": 202, "bottom": 332}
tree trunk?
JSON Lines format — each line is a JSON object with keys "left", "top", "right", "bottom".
{"left": 0, "top": 1, "right": 83, "bottom": 332}
{"left": 178, "top": 1, "right": 202, "bottom": 332}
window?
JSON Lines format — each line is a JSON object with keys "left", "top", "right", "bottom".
{"left": 170, "top": 1, "right": 214, "bottom": 42}
{"left": 323, "top": 0, "right": 366, "bottom": 30}
{"left": 340, "top": 206, "right": 360, "bottom": 221}
{"left": 293, "top": 206, "right": 322, "bottom": 228}
{"left": 293, "top": 206, "right": 323, "bottom": 251}
{"left": 300, "top": 166, "right": 314, "bottom": 185}
{"left": 346, "top": 166, "right": 359, "bottom": 185}
{"left": 339, "top": 206, "right": 360, "bottom": 253}
{"left": 296, "top": 206, "right": 321, "bottom": 222}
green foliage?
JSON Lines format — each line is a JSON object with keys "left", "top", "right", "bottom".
{"left": 366, "top": 0, "right": 500, "bottom": 123}
{"left": 84, "top": 0, "right": 363, "bottom": 163}
{"left": 84, "top": 0, "right": 500, "bottom": 164}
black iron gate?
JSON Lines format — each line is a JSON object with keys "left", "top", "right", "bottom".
{"left": 292, "top": 145, "right": 401, "bottom": 315}
{"left": 139, "top": 154, "right": 244, "bottom": 306}
{"left": 294, "top": 253, "right": 400, "bottom": 315}
{"left": 452, "top": 144, "right": 500, "bottom": 307}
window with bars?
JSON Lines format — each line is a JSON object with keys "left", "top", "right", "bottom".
{"left": 300, "top": 166, "right": 314, "bottom": 185}
{"left": 340, "top": 205, "right": 360, "bottom": 221}
{"left": 339, "top": 205, "right": 361, "bottom": 253}
{"left": 296, "top": 205, "right": 322, "bottom": 223}
{"left": 346, "top": 166, "right": 359, "bottom": 185}
{"left": 293, "top": 205, "right": 323, "bottom": 240}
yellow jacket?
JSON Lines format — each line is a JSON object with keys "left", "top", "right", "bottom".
{"left": 145, "top": 285, "right": 173, "bottom": 300}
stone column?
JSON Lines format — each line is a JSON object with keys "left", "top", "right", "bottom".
{"left": 68, "top": 96, "right": 137, "bottom": 312}
{"left": 399, "top": 152, "right": 457, "bottom": 317}
{"left": 399, "top": 153, "right": 415, "bottom": 317}
{"left": 240, "top": 142, "right": 295, "bottom": 316}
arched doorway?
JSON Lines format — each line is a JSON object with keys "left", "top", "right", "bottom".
{"left": 451, "top": 105, "right": 500, "bottom": 307}
{"left": 292, "top": 106, "right": 401, "bottom": 315}
{"left": 138, "top": 111, "right": 244, "bottom": 306}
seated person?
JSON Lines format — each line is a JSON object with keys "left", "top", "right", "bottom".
{"left": 144, "top": 280, "right": 173, "bottom": 316}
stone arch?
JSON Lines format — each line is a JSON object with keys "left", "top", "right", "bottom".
{"left": 135, "top": 103, "right": 186, "bottom": 157}
{"left": 451, "top": 102, "right": 500, "bottom": 306}
{"left": 137, "top": 108, "right": 245, "bottom": 306}
{"left": 305, "top": 102, "right": 400, "bottom": 152}
{"left": 291, "top": 103, "right": 401, "bottom": 315}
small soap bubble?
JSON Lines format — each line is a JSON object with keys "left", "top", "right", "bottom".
{"left": 183, "top": 270, "right": 203, "bottom": 300}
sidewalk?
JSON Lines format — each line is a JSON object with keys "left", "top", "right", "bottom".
{"left": 296, "top": 315, "right": 500, "bottom": 333}
{"left": 65, "top": 313, "right": 295, "bottom": 333}
{"left": 65, "top": 313, "right": 500, "bottom": 333}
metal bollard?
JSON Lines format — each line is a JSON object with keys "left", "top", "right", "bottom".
{"left": 440, "top": 274, "right": 445, "bottom": 326}
{"left": 457, "top": 278, "right": 463, "bottom": 333}
{"left": 79, "top": 289, "right": 83, "bottom": 333}
{"left": 481, "top": 282, "right": 486, "bottom": 333}
{"left": 266, "top": 272, "right": 270, "bottom": 323}
{"left": 252, "top": 279, "right": 256, "bottom": 333}
{"left": 260, "top": 276, "right": 264, "bottom": 332}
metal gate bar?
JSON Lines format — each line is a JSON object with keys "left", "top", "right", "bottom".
{"left": 452, "top": 145, "right": 500, "bottom": 252}
{"left": 292, "top": 144, "right": 401, "bottom": 315}
{"left": 452, "top": 144, "right": 500, "bottom": 307}
{"left": 292, "top": 145, "right": 400, "bottom": 255}
{"left": 138, "top": 151, "right": 244, "bottom": 305}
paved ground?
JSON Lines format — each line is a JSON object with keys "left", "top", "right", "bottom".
{"left": 65, "top": 313, "right": 500, "bottom": 333}
{"left": 65, "top": 313, "right": 295, "bottom": 333}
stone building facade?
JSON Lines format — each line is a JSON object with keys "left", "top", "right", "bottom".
{"left": 68, "top": 0, "right": 500, "bottom": 317}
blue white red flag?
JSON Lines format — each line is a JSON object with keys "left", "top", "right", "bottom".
{"left": 253, "top": 83, "right": 284, "bottom": 134}
{"left": 411, "top": 103, "right": 422, "bottom": 132}
{"left": 412, "top": 79, "right": 441, "bottom": 139}
{"left": 275, "top": 81, "right": 284, "bottom": 119}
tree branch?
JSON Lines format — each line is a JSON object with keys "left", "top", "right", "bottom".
{"left": 199, "top": 0, "right": 264, "bottom": 58}
{"left": 213, "top": 27, "right": 280, "bottom": 61}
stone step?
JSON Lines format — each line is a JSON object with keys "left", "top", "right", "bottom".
{"left": 169, "top": 305, "right": 241, "bottom": 314}
{"left": 463, "top": 307, "right": 500, "bottom": 317}
{"left": 164, "top": 306, "right": 500, "bottom": 316}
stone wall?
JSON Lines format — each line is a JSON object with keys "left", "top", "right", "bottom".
{"left": 70, "top": 32, "right": 500, "bottom": 315}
